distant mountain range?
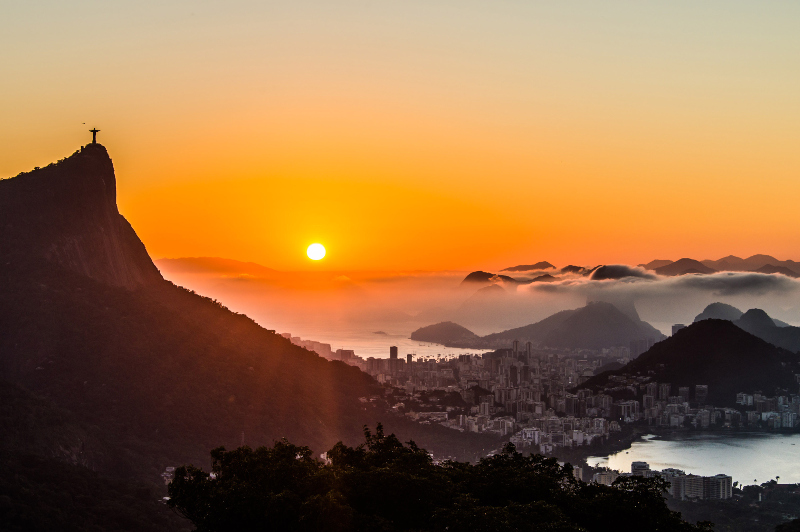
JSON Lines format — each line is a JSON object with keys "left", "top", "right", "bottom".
{"left": 701, "top": 254, "right": 800, "bottom": 272}
{"left": 500, "top": 261, "right": 555, "bottom": 272}
{"left": 653, "top": 258, "right": 716, "bottom": 276}
{"left": 157, "top": 256, "right": 280, "bottom": 278}
{"left": 461, "top": 270, "right": 519, "bottom": 284}
{"left": 642, "top": 255, "right": 800, "bottom": 277}
{"left": 411, "top": 301, "right": 665, "bottom": 350}
{"left": 580, "top": 320, "right": 800, "bottom": 406}
{"left": 462, "top": 254, "right": 799, "bottom": 287}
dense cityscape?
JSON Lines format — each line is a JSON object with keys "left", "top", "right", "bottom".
{"left": 285, "top": 331, "right": 800, "bottom": 502}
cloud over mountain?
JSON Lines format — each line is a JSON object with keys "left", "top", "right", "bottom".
{"left": 590, "top": 265, "right": 656, "bottom": 281}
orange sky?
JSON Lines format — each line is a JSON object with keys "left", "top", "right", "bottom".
{"left": 2, "top": 1, "right": 799, "bottom": 271}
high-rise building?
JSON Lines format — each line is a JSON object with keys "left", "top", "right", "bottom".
{"left": 645, "top": 382, "right": 659, "bottom": 397}
{"left": 643, "top": 395, "right": 655, "bottom": 409}
{"left": 630, "top": 338, "right": 656, "bottom": 357}
{"left": 592, "top": 470, "right": 619, "bottom": 486}
{"left": 658, "top": 383, "right": 671, "bottom": 401}
{"left": 388, "top": 346, "right": 398, "bottom": 375}
{"left": 704, "top": 475, "right": 733, "bottom": 500}
{"left": 695, "top": 385, "right": 709, "bottom": 405}
{"left": 684, "top": 475, "right": 705, "bottom": 499}
{"left": 678, "top": 387, "right": 690, "bottom": 403}
{"left": 672, "top": 324, "right": 687, "bottom": 335}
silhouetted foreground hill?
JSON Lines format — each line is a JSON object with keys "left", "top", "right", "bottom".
{"left": 580, "top": 320, "right": 800, "bottom": 406}
{"left": 0, "top": 146, "right": 499, "bottom": 529}
{"left": 0, "top": 369, "right": 190, "bottom": 530}
{"left": 431, "top": 302, "right": 664, "bottom": 350}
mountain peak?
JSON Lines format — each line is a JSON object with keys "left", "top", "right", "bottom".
{"left": 738, "top": 308, "right": 778, "bottom": 330}
{"left": 694, "top": 302, "right": 743, "bottom": 322}
{"left": 0, "top": 145, "right": 162, "bottom": 289}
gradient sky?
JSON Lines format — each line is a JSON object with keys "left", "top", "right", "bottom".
{"left": 2, "top": 1, "right": 799, "bottom": 271}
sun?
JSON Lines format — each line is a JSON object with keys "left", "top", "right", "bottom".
{"left": 307, "top": 243, "right": 326, "bottom": 261}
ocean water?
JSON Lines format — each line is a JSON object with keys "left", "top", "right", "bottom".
{"left": 587, "top": 432, "right": 800, "bottom": 485}
{"left": 273, "top": 322, "right": 490, "bottom": 360}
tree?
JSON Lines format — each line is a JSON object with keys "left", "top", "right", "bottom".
{"left": 168, "top": 425, "right": 713, "bottom": 532}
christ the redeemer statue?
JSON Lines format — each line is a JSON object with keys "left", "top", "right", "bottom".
{"left": 90, "top": 128, "right": 100, "bottom": 144}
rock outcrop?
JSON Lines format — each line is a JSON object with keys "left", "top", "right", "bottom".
{"left": 0, "top": 144, "right": 162, "bottom": 289}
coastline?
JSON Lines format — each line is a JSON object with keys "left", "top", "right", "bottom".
{"left": 548, "top": 424, "right": 800, "bottom": 479}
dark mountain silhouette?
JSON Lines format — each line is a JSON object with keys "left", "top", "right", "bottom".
{"left": 440, "top": 302, "right": 664, "bottom": 350}
{"left": 536, "top": 302, "right": 664, "bottom": 350}
{"left": 700, "top": 255, "right": 745, "bottom": 271}
{"left": 590, "top": 265, "right": 655, "bottom": 281}
{"left": 464, "top": 283, "right": 506, "bottom": 300}
{"left": 693, "top": 303, "right": 799, "bottom": 350}
{"left": 531, "top": 273, "right": 558, "bottom": 282}
{"left": 654, "top": 258, "right": 716, "bottom": 276}
{"left": 501, "top": 261, "right": 555, "bottom": 272}
{"left": 648, "top": 255, "right": 799, "bottom": 274}
{"left": 580, "top": 320, "right": 800, "bottom": 406}
{"left": 700, "top": 254, "right": 799, "bottom": 273}
{"left": 410, "top": 322, "right": 478, "bottom": 344}
{"left": 640, "top": 259, "right": 673, "bottom": 270}
{"left": 0, "top": 381, "right": 189, "bottom": 530}
{"left": 595, "top": 360, "right": 624, "bottom": 374}
{"left": 587, "top": 294, "right": 642, "bottom": 322}
{"left": 741, "top": 254, "right": 783, "bottom": 270}
{"left": 735, "top": 309, "right": 800, "bottom": 353}
{"left": 737, "top": 308, "right": 778, "bottom": 331}
{"left": 755, "top": 264, "right": 800, "bottom": 278}
{"left": 460, "top": 271, "right": 518, "bottom": 284}
{"left": 0, "top": 146, "right": 498, "bottom": 504}
{"left": 560, "top": 265, "right": 588, "bottom": 274}
{"left": 694, "top": 302, "right": 744, "bottom": 322}
{"left": 0, "top": 144, "right": 162, "bottom": 289}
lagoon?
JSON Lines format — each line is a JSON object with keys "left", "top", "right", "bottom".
{"left": 587, "top": 432, "right": 800, "bottom": 485}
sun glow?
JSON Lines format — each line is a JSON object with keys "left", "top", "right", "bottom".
{"left": 306, "top": 243, "right": 326, "bottom": 261}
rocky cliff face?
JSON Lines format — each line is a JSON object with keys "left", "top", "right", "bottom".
{"left": 0, "top": 144, "right": 162, "bottom": 289}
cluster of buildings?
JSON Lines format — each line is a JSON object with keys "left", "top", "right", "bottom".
{"left": 736, "top": 392, "right": 800, "bottom": 429}
{"left": 593, "top": 461, "right": 733, "bottom": 501}
{"left": 593, "top": 373, "right": 800, "bottom": 429}
{"left": 283, "top": 331, "right": 800, "bottom": 459}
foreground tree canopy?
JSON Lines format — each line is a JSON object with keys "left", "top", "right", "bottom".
{"left": 168, "top": 425, "right": 711, "bottom": 532}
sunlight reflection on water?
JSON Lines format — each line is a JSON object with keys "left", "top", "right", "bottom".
{"left": 587, "top": 432, "right": 800, "bottom": 484}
